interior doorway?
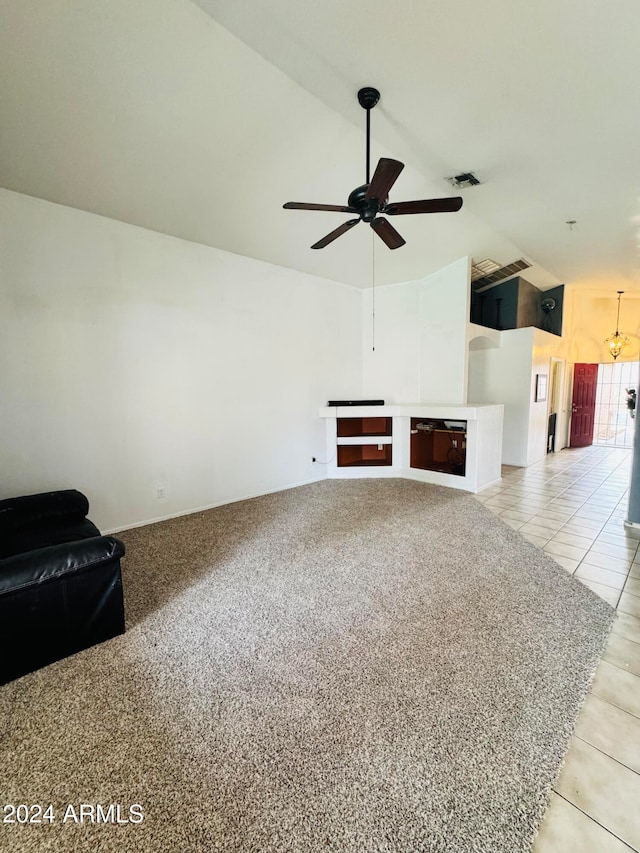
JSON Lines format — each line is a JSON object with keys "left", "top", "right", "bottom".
{"left": 547, "top": 358, "right": 565, "bottom": 452}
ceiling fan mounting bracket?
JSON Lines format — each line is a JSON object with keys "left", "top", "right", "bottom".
{"left": 357, "top": 87, "right": 380, "bottom": 110}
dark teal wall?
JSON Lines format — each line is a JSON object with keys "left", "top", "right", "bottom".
{"left": 471, "top": 278, "right": 519, "bottom": 330}
{"left": 471, "top": 278, "right": 564, "bottom": 337}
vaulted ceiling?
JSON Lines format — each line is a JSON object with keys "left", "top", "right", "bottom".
{"left": 1, "top": 0, "right": 638, "bottom": 290}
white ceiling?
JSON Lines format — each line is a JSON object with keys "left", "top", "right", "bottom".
{"left": 1, "top": 0, "right": 639, "bottom": 291}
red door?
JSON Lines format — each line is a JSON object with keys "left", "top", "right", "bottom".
{"left": 570, "top": 363, "right": 598, "bottom": 447}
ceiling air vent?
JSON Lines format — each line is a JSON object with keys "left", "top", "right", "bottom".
{"left": 446, "top": 172, "right": 481, "bottom": 188}
{"left": 471, "top": 258, "right": 531, "bottom": 291}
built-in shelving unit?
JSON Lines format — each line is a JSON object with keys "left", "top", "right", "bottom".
{"left": 320, "top": 404, "right": 503, "bottom": 492}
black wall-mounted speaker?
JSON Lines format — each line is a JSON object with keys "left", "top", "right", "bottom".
{"left": 327, "top": 399, "right": 385, "bottom": 407}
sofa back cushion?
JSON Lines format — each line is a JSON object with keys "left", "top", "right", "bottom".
{"left": 0, "top": 490, "right": 93, "bottom": 558}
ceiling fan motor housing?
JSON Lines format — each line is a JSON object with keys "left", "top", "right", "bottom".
{"left": 348, "top": 184, "right": 384, "bottom": 222}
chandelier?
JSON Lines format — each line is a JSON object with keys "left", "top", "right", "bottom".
{"left": 604, "top": 291, "right": 629, "bottom": 360}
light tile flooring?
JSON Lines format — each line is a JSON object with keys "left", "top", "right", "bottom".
{"left": 475, "top": 444, "right": 640, "bottom": 851}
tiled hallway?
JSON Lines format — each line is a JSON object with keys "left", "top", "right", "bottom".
{"left": 476, "top": 445, "right": 640, "bottom": 851}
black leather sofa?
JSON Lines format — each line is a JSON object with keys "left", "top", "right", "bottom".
{"left": 0, "top": 490, "right": 125, "bottom": 685}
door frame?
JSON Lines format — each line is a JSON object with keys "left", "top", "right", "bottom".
{"left": 548, "top": 357, "right": 567, "bottom": 452}
{"left": 564, "top": 363, "right": 575, "bottom": 449}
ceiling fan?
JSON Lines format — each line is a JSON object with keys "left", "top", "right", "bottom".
{"left": 283, "top": 87, "right": 463, "bottom": 250}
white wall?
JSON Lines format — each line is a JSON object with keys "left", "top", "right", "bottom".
{"left": 0, "top": 189, "right": 362, "bottom": 531}
{"left": 568, "top": 288, "right": 640, "bottom": 364}
{"left": 468, "top": 328, "right": 533, "bottom": 466}
{"left": 468, "top": 326, "right": 567, "bottom": 466}
{"left": 361, "top": 256, "right": 470, "bottom": 403}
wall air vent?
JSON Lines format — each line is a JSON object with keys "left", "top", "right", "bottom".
{"left": 471, "top": 258, "right": 531, "bottom": 292}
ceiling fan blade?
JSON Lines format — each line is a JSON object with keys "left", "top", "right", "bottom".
{"left": 384, "top": 197, "right": 463, "bottom": 215}
{"left": 311, "top": 218, "right": 360, "bottom": 250}
{"left": 365, "top": 158, "right": 405, "bottom": 203}
{"left": 370, "top": 217, "right": 406, "bottom": 250}
{"left": 283, "top": 202, "right": 356, "bottom": 213}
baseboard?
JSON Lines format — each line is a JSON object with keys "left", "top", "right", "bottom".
{"left": 103, "top": 475, "right": 326, "bottom": 534}
{"left": 624, "top": 520, "right": 640, "bottom": 539}
{"left": 479, "top": 476, "right": 503, "bottom": 491}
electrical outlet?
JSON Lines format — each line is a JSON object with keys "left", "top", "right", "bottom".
{"left": 452, "top": 439, "right": 457, "bottom": 448}
{"left": 157, "top": 487, "right": 166, "bottom": 500}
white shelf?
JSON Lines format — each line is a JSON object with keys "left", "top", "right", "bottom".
{"left": 320, "top": 403, "right": 500, "bottom": 420}
{"left": 337, "top": 436, "right": 392, "bottom": 445}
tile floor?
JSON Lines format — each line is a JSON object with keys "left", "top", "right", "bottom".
{"left": 475, "top": 444, "right": 640, "bottom": 851}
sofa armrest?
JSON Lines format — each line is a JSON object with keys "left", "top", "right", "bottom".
{"left": 0, "top": 536, "right": 125, "bottom": 595}
{"left": 0, "top": 490, "right": 90, "bottom": 534}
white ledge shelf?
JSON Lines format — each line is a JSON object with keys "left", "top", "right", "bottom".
{"left": 337, "top": 436, "right": 393, "bottom": 445}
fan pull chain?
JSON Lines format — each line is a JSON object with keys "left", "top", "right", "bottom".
{"left": 372, "top": 232, "right": 376, "bottom": 352}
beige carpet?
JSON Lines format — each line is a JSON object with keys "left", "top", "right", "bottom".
{"left": 0, "top": 479, "right": 614, "bottom": 852}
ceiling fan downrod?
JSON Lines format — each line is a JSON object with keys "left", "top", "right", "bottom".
{"left": 357, "top": 87, "right": 380, "bottom": 185}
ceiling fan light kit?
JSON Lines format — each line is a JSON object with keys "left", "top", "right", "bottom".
{"left": 283, "top": 87, "right": 463, "bottom": 250}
